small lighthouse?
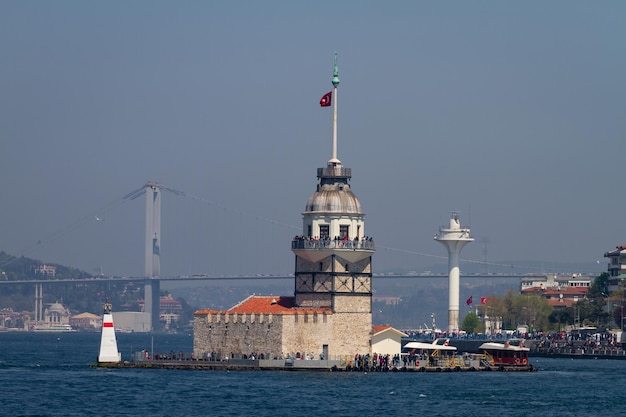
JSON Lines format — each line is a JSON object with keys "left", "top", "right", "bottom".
{"left": 434, "top": 212, "right": 473, "bottom": 333}
{"left": 98, "top": 300, "right": 121, "bottom": 363}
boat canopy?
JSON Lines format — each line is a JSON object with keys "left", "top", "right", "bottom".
{"left": 479, "top": 342, "right": 529, "bottom": 352}
{"left": 404, "top": 339, "right": 457, "bottom": 352}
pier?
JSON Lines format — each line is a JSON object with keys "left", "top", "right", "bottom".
{"left": 94, "top": 355, "right": 537, "bottom": 372}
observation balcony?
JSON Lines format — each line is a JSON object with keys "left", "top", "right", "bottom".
{"left": 291, "top": 237, "right": 375, "bottom": 263}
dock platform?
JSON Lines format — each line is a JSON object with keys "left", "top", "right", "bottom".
{"left": 93, "top": 359, "right": 537, "bottom": 372}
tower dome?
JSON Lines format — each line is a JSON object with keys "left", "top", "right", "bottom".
{"left": 305, "top": 183, "right": 362, "bottom": 214}
{"left": 304, "top": 165, "right": 362, "bottom": 214}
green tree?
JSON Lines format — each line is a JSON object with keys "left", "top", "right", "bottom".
{"left": 512, "top": 293, "right": 553, "bottom": 332}
{"left": 588, "top": 272, "right": 610, "bottom": 299}
{"left": 461, "top": 311, "right": 481, "bottom": 334}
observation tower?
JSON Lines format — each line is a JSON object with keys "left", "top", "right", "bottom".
{"left": 290, "top": 54, "right": 375, "bottom": 355}
{"left": 434, "top": 212, "right": 473, "bottom": 332}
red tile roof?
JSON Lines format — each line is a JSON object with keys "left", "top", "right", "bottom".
{"left": 521, "top": 287, "right": 589, "bottom": 297}
{"left": 194, "top": 295, "right": 332, "bottom": 316}
{"left": 372, "top": 325, "right": 391, "bottom": 334}
{"left": 547, "top": 298, "right": 578, "bottom": 307}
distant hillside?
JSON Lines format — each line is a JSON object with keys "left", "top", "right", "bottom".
{"left": 0, "top": 251, "right": 92, "bottom": 281}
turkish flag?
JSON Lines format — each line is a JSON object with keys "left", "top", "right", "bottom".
{"left": 320, "top": 91, "right": 332, "bottom": 107}
{"left": 481, "top": 297, "right": 487, "bottom": 304}
{"left": 466, "top": 296, "right": 473, "bottom": 306}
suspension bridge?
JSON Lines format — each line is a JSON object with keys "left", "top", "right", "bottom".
{"left": 0, "top": 181, "right": 580, "bottom": 331}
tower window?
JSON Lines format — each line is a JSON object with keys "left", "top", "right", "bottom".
{"left": 340, "top": 225, "right": 349, "bottom": 239}
{"left": 307, "top": 225, "right": 312, "bottom": 237}
{"left": 319, "top": 225, "right": 329, "bottom": 239}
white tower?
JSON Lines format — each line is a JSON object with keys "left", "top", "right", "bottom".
{"left": 98, "top": 301, "right": 121, "bottom": 363}
{"left": 434, "top": 212, "right": 473, "bottom": 332}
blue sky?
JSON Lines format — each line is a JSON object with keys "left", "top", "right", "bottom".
{"left": 1, "top": 1, "right": 625, "bottom": 277}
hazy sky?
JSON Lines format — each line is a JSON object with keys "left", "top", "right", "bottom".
{"left": 2, "top": 1, "right": 625, "bottom": 278}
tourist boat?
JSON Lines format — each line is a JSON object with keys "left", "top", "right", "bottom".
{"left": 478, "top": 339, "right": 530, "bottom": 368}
{"left": 31, "top": 323, "right": 76, "bottom": 332}
{"left": 402, "top": 338, "right": 462, "bottom": 369}
{"left": 400, "top": 338, "right": 534, "bottom": 371}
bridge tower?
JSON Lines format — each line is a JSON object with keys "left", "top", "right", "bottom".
{"left": 291, "top": 54, "right": 375, "bottom": 355}
{"left": 434, "top": 212, "right": 474, "bottom": 332}
{"left": 144, "top": 183, "right": 161, "bottom": 332}
{"left": 125, "top": 181, "right": 186, "bottom": 332}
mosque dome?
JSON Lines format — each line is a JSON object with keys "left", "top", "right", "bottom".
{"left": 48, "top": 302, "right": 66, "bottom": 313}
{"left": 305, "top": 183, "right": 363, "bottom": 214}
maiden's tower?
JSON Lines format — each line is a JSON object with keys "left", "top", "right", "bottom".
{"left": 194, "top": 55, "right": 375, "bottom": 360}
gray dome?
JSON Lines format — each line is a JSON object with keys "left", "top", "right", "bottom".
{"left": 305, "top": 184, "right": 363, "bottom": 214}
{"left": 48, "top": 302, "right": 66, "bottom": 313}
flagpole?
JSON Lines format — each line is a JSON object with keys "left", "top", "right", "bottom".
{"left": 330, "top": 53, "right": 340, "bottom": 165}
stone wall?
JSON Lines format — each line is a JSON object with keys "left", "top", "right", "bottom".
{"left": 332, "top": 312, "right": 372, "bottom": 355}
{"left": 282, "top": 313, "right": 334, "bottom": 358}
{"left": 194, "top": 312, "right": 284, "bottom": 359}
{"left": 295, "top": 292, "right": 332, "bottom": 308}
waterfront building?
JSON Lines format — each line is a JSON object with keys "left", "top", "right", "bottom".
{"left": 0, "top": 308, "right": 30, "bottom": 330}
{"left": 371, "top": 325, "right": 407, "bottom": 356}
{"left": 194, "top": 55, "right": 378, "bottom": 360}
{"left": 520, "top": 274, "right": 590, "bottom": 310}
{"left": 604, "top": 244, "right": 626, "bottom": 292}
{"left": 111, "top": 311, "right": 151, "bottom": 333}
{"left": 520, "top": 274, "right": 591, "bottom": 293}
{"left": 69, "top": 312, "right": 101, "bottom": 331}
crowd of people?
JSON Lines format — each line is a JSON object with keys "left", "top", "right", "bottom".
{"left": 529, "top": 330, "right": 625, "bottom": 356}
{"left": 348, "top": 353, "right": 399, "bottom": 371}
{"left": 292, "top": 235, "right": 374, "bottom": 250}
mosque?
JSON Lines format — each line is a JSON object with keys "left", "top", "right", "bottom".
{"left": 193, "top": 56, "right": 395, "bottom": 360}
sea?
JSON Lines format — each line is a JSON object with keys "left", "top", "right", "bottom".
{"left": 1, "top": 332, "right": 624, "bottom": 417}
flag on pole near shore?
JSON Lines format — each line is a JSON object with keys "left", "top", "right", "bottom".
{"left": 466, "top": 296, "right": 473, "bottom": 306}
{"left": 320, "top": 91, "right": 332, "bottom": 107}
{"left": 481, "top": 297, "right": 487, "bottom": 304}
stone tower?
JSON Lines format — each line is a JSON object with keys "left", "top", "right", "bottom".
{"left": 291, "top": 54, "right": 375, "bottom": 354}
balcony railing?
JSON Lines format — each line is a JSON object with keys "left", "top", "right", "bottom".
{"left": 291, "top": 237, "right": 375, "bottom": 251}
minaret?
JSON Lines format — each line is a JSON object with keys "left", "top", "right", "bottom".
{"left": 434, "top": 212, "right": 474, "bottom": 332}
{"left": 98, "top": 300, "right": 121, "bottom": 363}
{"left": 291, "top": 54, "right": 375, "bottom": 356}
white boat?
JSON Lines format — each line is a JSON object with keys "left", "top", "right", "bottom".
{"left": 403, "top": 338, "right": 458, "bottom": 352}
{"left": 32, "top": 324, "right": 76, "bottom": 332}
{"left": 402, "top": 338, "right": 460, "bottom": 368}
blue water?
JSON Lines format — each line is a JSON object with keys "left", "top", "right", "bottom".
{"left": 1, "top": 332, "right": 625, "bottom": 417}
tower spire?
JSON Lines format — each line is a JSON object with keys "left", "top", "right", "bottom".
{"left": 329, "top": 52, "right": 341, "bottom": 165}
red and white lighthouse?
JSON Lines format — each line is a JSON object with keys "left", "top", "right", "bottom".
{"left": 98, "top": 300, "right": 121, "bottom": 363}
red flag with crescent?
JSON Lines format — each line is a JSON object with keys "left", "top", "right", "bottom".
{"left": 320, "top": 91, "right": 332, "bottom": 107}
